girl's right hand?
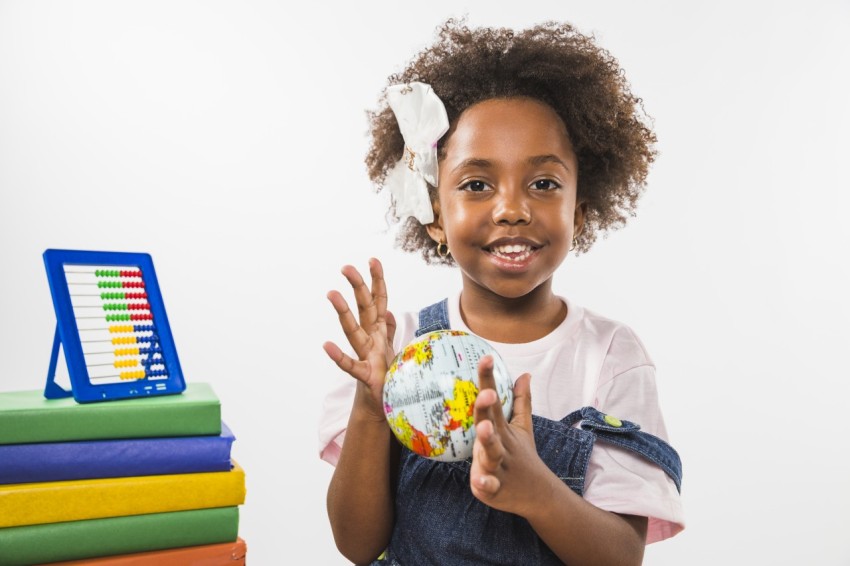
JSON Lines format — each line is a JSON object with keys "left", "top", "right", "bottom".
{"left": 323, "top": 258, "right": 396, "bottom": 422}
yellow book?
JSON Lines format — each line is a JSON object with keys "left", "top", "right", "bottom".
{"left": 0, "top": 460, "right": 245, "bottom": 528}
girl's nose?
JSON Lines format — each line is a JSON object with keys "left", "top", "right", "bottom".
{"left": 492, "top": 186, "right": 531, "bottom": 225}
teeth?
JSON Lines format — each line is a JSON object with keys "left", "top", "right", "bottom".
{"left": 490, "top": 244, "right": 534, "bottom": 261}
{"left": 492, "top": 244, "right": 530, "bottom": 254}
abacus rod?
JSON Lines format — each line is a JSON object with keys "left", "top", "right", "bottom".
{"left": 80, "top": 339, "right": 154, "bottom": 344}
{"left": 63, "top": 269, "right": 142, "bottom": 274}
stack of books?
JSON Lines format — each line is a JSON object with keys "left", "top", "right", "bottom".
{"left": 0, "top": 382, "right": 247, "bottom": 565}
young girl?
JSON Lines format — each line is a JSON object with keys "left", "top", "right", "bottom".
{"left": 319, "top": 19, "right": 684, "bottom": 566}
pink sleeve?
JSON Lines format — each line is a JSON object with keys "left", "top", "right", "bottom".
{"left": 317, "top": 375, "right": 356, "bottom": 467}
{"left": 584, "top": 363, "right": 685, "bottom": 544}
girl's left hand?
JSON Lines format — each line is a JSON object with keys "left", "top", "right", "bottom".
{"left": 470, "top": 356, "right": 547, "bottom": 517}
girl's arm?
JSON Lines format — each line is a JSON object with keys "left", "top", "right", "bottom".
{"left": 323, "top": 259, "right": 398, "bottom": 564}
{"left": 326, "top": 385, "right": 399, "bottom": 564}
{"left": 471, "top": 357, "right": 647, "bottom": 566}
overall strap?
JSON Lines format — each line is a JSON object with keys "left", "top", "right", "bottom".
{"left": 416, "top": 298, "right": 450, "bottom": 336}
{"left": 560, "top": 407, "right": 683, "bottom": 492}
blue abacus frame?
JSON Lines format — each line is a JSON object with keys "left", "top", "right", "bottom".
{"left": 43, "top": 249, "right": 186, "bottom": 403}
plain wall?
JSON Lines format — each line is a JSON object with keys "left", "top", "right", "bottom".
{"left": 1, "top": 0, "right": 848, "bottom": 563}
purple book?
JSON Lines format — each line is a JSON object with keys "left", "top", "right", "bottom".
{"left": 0, "top": 422, "right": 234, "bottom": 484}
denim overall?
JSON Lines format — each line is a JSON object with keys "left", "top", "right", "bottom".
{"left": 374, "top": 299, "right": 682, "bottom": 566}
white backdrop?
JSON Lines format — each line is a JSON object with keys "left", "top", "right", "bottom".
{"left": 1, "top": 1, "right": 849, "bottom": 564}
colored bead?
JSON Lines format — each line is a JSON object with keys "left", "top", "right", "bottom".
{"left": 119, "top": 370, "right": 145, "bottom": 380}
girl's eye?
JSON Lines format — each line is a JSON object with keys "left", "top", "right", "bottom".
{"left": 461, "top": 180, "right": 488, "bottom": 192}
{"left": 532, "top": 179, "right": 560, "bottom": 191}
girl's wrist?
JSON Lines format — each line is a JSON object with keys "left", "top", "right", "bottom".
{"left": 516, "top": 462, "right": 570, "bottom": 521}
{"left": 350, "top": 392, "right": 389, "bottom": 427}
{"left": 350, "top": 404, "right": 388, "bottom": 426}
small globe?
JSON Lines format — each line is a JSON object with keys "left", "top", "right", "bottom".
{"left": 383, "top": 330, "right": 513, "bottom": 462}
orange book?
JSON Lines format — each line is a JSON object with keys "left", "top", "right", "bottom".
{"left": 49, "top": 537, "right": 247, "bottom": 565}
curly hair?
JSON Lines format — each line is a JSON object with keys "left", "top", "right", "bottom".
{"left": 366, "top": 18, "right": 657, "bottom": 265}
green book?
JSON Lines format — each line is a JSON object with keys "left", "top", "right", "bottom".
{"left": 0, "top": 383, "right": 221, "bottom": 445}
{"left": 0, "top": 506, "right": 239, "bottom": 566}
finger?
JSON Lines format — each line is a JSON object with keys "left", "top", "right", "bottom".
{"left": 477, "top": 355, "right": 495, "bottom": 390}
{"left": 327, "top": 291, "right": 372, "bottom": 360}
{"left": 471, "top": 471, "right": 502, "bottom": 498}
{"left": 341, "top": 265, "right": 379, "bottom": 334}
{"left": 322, "top": 341, "right": 370, "bottom": 383}
{"left": 475, "top": 356, "right": 508, "bottom": 428}
{"left": 384, "top": 309, "right": 398, "bottom": 365}
{"left": 474, "top": 418, "right": 504, "bottom": 472}
{"left": 473, "top": 388, "right": 498, "bottom": 425}
{"left": 385, "top": 309, "right": 397, "bottom": 344}
{"left": 369, "top": 258, "right": 388, "bottom": 326}
{"left": 510, "top": 373, "right": 533, "bottom": 430}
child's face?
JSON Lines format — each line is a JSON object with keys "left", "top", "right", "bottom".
{"left": 427, "top": 97, "right": 583, "bottom": 300}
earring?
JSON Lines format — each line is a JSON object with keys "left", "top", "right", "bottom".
{"left": 570, "top": 236, "right": 578, "bottom": 251}
{"left": 436, "top": 241, "right": 450, "bottom": 258}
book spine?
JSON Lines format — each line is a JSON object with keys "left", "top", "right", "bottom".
{"left": 46, "top": 537, "right": 247, "bottom": 565}
{"left": 0, "top": 507, "right": 239, "bottom": 566}
{"left": 0, "top": 383, "right": 221, "bottom": 445}
{"left": 0, "top": 424, "right": 234, "bottom": 484}
{"left": 0, "top": 462, "right": 246, "bottom": 528}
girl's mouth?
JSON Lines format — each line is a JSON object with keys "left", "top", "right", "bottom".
{"left": 486, "top": 243, "right": 537, "bottom": 263}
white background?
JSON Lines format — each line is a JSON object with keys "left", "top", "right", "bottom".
{"left": 1, "top": 1, "right": 849, "bottom": 564}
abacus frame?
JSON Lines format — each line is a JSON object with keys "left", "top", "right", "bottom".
{"left": 43, "top": 249, "right": 186, "bottom": 403}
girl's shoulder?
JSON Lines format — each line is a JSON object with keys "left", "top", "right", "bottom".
{"left": 576, "top": 303, "right": 654, "bottom": 371}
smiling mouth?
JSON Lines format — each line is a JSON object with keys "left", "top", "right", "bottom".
{"left": 486, "top": 243, "right": 538, "bottom": 262}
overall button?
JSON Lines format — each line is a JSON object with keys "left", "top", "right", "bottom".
{"left": 603, "top": 414, "right": 622, "bottom": 428}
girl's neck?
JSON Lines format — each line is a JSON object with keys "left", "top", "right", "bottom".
{"left": 458, "top": 280, "right": 566, "bottom": 344}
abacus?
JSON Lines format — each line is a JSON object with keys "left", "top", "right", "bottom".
{"left": 43, "top": 249, "right": 185, "bottom": 403}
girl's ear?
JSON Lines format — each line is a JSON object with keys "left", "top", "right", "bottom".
{"left": 425, "top": 199, "right": 445, "bottom": 243}
{"left": 574, "top": 201, "right": 587, "bottom": 238}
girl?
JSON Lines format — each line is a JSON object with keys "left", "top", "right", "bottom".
{"left": 319, "top": 19, "right": 684, "bottom": 566}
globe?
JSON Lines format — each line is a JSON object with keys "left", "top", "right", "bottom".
{"left": 383, "top": 330, "right": 514, "bottom": 462}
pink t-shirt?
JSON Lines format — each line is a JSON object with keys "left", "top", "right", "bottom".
{"left": 318, "top": 292, "right": 685, "bottom": 544}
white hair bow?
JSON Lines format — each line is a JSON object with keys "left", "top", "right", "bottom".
{"left": 384, "top": 82, "right": 449, "bottom": 225}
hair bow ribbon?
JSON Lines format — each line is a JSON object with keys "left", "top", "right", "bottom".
{"left": 384, "top": 82, "right": 449, "bottom": 225}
